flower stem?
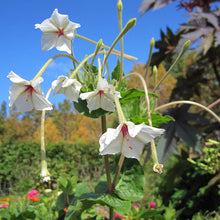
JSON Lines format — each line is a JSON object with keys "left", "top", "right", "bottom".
{"left": 111, "top": 86, "right": 126, "bottom": 123}
{"left": 101, "top": 18, "right": 136, "bottom": 74}
{"left": 112, "top": 154, "right": 124, "bottom": 191}
{"left": 109, "top": 207, "right": 114, "bottom": 220}
{"left": 89, "top": 39, "right": 103, "bottom": 72}
{"left": 32, "top": 54, "right": 79, "bottom": 82}
{"left": 153, "top": 40, "right": 190, "bottom": 92}
{"left": 117, "top": 0, "right": 124, "bottom": 87}
{"left": 155, "top": 100, "right": 220, "bottom": 123}
{"left": 101, "top": 116, "right": 112, "bottom": 194}
{"left": 75, "top": 33, "right": 137, "bottom": 61}
{"left": 144, "top": 38, "right": 155, "bottom": 79}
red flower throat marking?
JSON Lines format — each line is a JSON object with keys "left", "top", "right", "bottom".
{"left": 56, "top": 27, "right": 64, "bottom": 37}
{"left": 121, "top": 124, "right": 133, "bottom": 150}
{"left": 24, "top": 85, "right": 34, "bottom": 102}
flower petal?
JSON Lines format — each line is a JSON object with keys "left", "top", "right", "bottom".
{"left": 9, "top": 85, "right": 26, "bottom": 107}
{"left": 32, "top": 92, "right": 53, "bottom": 111}
{"left": 51, "top": 9, "right": 69, "bottom": 28}
{"left": 13, "top": 92, "right": 34, "bottom": 113}
{"left": 100, "top": 94, "right": 115, "bottom": 112}
{"left": 7, "top": 71, "right": 28, "bottom": 84}
{"left": 80, "top": 91, "right": 96, "bottom": 100}
{"left": 52, "top": 76, "right": 66, "bottom": 94}
{"left": 87, "top": 94, "right": 100, "bottom": 112}
{"left": 99, "top": 128, "right": 122, "bottom": 155}
{"left": 56, "top": 36, "right": 72, "bottom": 53}
{"left": 133, "top": 123, "right": 165, "bottom": 143}
{"left": 64, "top": 86, "right": 79, "bottom": 102}
{"left": 96, "top": 78, "right": 109, "bottom": 90}
{"left": 41, "top": 33, "right": 57, "bottom": 51}
{"left": 35, "top": 19, "right": 57, "bottom": 32}
{"left": 121, "top": 136, "right": 143, "bottom": 160}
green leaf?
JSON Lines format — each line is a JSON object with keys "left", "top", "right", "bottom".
{"left": 137, "top": 210, "right": 164, "bottom": 219}
{"left": 111, "top": 58, "right": 121, "bottom": 81}
{"left": 130, "top": 113, "right": 174, "bottom": 127}
{"left": 59, "top": 177, "right": 68, "bottom": 192}
{"left": 75, "top": 182, "right": 90, "bottom": 197}
{"left": 120, "top": 88, "right": 157, "bottom": 106}
{"left": 10, "top": 211, "right": 36, "bottom": 220}
{"left": 114, "top": 158, "right": 145, "bottom": 201}
{"left": 0, "top": 210, "right": 10, "bottom": 219}
{"left": 73, "top": 98, "right": 110, "bottom": 118}
{"left": 66, "top": 193, "right": 131, "bottom": 219}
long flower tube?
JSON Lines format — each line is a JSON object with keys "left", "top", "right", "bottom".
{"left": 40, "top": 88, "right": 53, "bottom": 182}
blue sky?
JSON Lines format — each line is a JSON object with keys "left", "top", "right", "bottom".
{"left": 1, "top": 0, "right": 188, "bottom": 113}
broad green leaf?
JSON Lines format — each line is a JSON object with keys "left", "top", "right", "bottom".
{"left": 66, "top": 193, "right": 130, "bottom": 219}
{"left": 57, "top": 192, "right": 67, "bottom": 210}
{"left": 114, "top": 158, "right": 145, "bottom": 201}
{"left": 111, "top": 58, "right": 121, "bottom": 81}
{"left": 59, "top": 177, "right": 68, "bottom": 192}
{"left": 75, "top": 182, "right": 90, "bottom": 197}
{"left": 130, "top": 113, "right": 174, "bottom": 127}
{"left": 120, "top": 88, "right": 157, "bottom": 106}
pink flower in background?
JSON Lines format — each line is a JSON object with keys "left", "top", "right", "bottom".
{"left": 27, "top": 190, "right": 39, "bottom": 200}
{"left": 149, "top": 201, "right": 156, "bottom": 210}
{"left": 0, "top": 203, "right": 9, "bottom": 208}
{"left": 133, "top": 203, "right": 138, "bottom": 209}
{"left": 113, "top": 213, "right": 124, "bottom": 219}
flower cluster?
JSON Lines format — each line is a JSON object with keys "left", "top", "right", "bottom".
{"left": 7, "top": 8, "right": 165, "bottom": 185}
{"left": 0, "top": 202, "right": 9, "bottom": 208}
{"left": 27, "top": 190, "right": 40, "bottom": 202}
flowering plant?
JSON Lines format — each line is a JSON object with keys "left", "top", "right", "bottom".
{"left": 7, "top": 1, "right": 220, "bottom": 219}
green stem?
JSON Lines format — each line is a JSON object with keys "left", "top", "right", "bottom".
{"left": 106, "top": 59, "right": 110, "bottom": 83}
{"left": 155, "top": 100, "right": 220, "bottom": 123}
{"left": 101, "top": 18, "right": 136, "bottom": 74}
{"left": 71, "top": 40, "right": 77, "bottom": 69}
{"left": 144, "top": 38, "right": 155, "bottom": 79}
{"left": 109, "top": 207, "right": 114, "bottom": 220}
{"left": 75, "top": 33, "right": 137, "bottom": 61}
{"left": 112, "top": 154, "right": 124, "bottom": 191}
{"left": 111, "top": 86, "right": 126, "bottom": 123}
{"left": 117, "top": 0, "right": 124, "bottom": 87}
{"left": 101, "top": 116, "right": 112, "bottom": 194}
{"left": 153, "top": 40, "right": 190, "bottom": 92}
{"left": 89, "top": 39, "right": 103, "bottom": 72}
{"left": 32, "top": 54, "right": 79, "bottom": 82}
